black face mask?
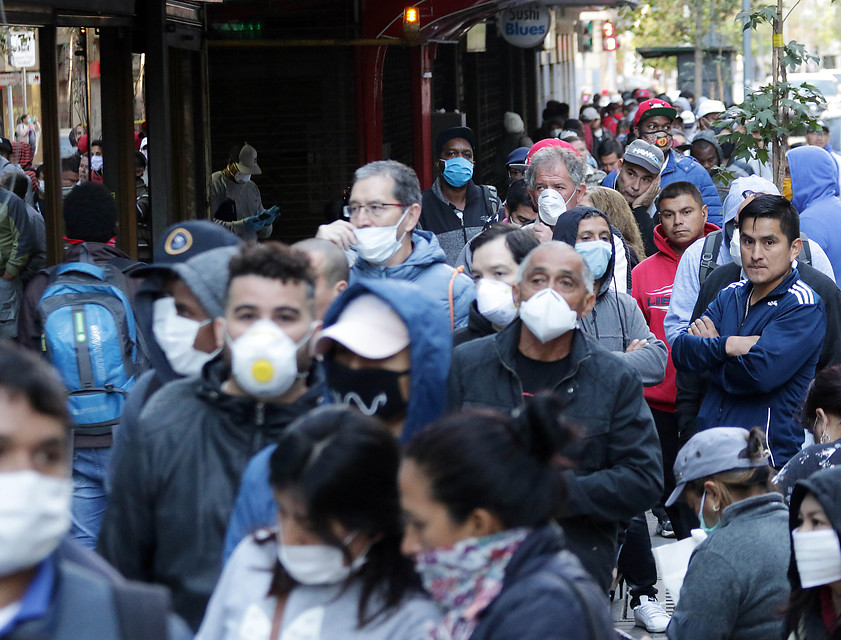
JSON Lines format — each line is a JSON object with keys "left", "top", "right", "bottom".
{"left": 323, "top": 359, "right": 409, "bottom": 421}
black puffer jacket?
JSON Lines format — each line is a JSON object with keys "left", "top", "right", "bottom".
{"left": 98, "top": 358, "right": 323, "bottom": 630}
{"left": 452, "top": 299, "right": 496, "bottom": 347}
{"left": 448, "top": 320, "right": 663, "bottom": 591}
{"left": 470, "top": 524, "right": 613, "bottom": 640}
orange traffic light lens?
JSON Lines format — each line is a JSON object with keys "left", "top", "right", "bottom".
{"left": 404, "top": 7, "right": 419, "bottom": 24}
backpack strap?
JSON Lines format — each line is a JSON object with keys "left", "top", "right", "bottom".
{"left": 799, "top": 232, "right": 812, "bottom": 266}
{"left": 480, "top": 184, "right": 502, "bottom": 228}
{"left": 698, "top": 230, "right": 723, "bottom": 285}
{"left": 112, "top": 580, "right": 171, "bottom": 640}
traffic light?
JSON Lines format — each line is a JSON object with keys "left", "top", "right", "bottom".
{"left": 579, "top": 21, "right": 594, "bottom": 53}
{"left": 602, "top": 21, "right": 618, "bottom": 52}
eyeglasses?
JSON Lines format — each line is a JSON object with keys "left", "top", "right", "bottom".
{"left": 343, "top": 202, "right": 406, "bottom": 220}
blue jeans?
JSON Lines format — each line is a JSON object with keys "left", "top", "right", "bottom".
{"left": 71, "top": 447, "right": 112, "bottom": 549}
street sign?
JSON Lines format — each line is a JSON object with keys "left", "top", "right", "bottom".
{"left": 27, "top": 72, "right": 41, "bottom": 85}
{"left": 0, "top": 72, "right": 19, "bottom": 86}
{"left": 497, "top": 3, "right": 550, "bottom": 49}
{"left": 9, "top": 30, "right": 36, "bottom": 68}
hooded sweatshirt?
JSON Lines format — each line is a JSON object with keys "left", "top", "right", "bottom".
{"left": 632, "top": 221, "right": 719, "bottom": 411}
{"left": 222, "top": 278, "right": 453, "bottom": 558}
{"left": 789, "top": 145, "right": 841, "bottom": 279}
{"left": 553, "top": 207, "right": 668, "bottom": 387}
{"left": 352, "top": 229, "right": 475, "bottom": 329}
{"left": 786, "top": 465, "right": 841, "bottom": 640}
{"left": 108, "top": 246, "right": 239, "bottom": 486}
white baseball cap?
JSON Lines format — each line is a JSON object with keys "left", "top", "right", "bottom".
{"left": 314, "top": 295, "right": 410, "bottom": 359}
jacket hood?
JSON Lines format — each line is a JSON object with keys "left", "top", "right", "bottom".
{"left": 552, "top": 206, "right": 616, "bottom": 297}
{"left": 354, "top": 230, "right": 448, "bottom": 277}
{"left": 722, "top": 175, "right": 780, "bottom": 227}
{"left": 652, "top": 221, "right": 720, "bottom": 262}
{"left": 788, "top": 145, "right": 840, "bottom": 212}
{"left": 321, "top": 279, "right": 452, "bottom": 442}
{"left": 788, "top": 465, "right": 841, "bottom": 589}
{"left": 133, "top": 246, "right": 238, "bottom": 386}
{"left": 691, "top": 130, "right": 723, "bottom": 163}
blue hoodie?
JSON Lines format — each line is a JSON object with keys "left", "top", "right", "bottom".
{"left": 352, "top": 229, "right": 475, "bottom": 329}
{"left": 222, "top": 279, "right": 452, "bottom": 558}
{"left": 789, "top": 145, "right": 841, "bottom": 279}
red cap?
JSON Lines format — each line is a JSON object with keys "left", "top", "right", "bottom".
{"left": 633, "top": 99, "right": 677, "bottom": 128}
{"left": 77, "top": 134, "right": 89, "bottom": 154}
{"left": 526, "top": 138, "right": 580, "bottom": 164}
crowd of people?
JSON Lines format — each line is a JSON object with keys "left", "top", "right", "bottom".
{"left": 5, "top": 86, "right": 841, "bottom": 640}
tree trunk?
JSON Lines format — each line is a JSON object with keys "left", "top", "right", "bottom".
{"left": 771, "top": 0, "right": 787, "bottom": 189}
{"left": 694, "top": 4, "right": 704, "bottom": 100}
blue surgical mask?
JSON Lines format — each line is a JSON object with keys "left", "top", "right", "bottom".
{"left": 441, "top": 157, "right": 474, "bottom": 188}
{"left": 698, "top": 491, "right": 720, "bottom": 535}
{"left": 575, "top": 239, "right": 612, "bottom": 280}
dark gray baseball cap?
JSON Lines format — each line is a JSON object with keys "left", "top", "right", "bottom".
{"left": 666, "top": 427, "right": 771, "bottom": 506}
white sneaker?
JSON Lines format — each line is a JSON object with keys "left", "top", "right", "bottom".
{"left": 633, "top": 596, "right": 671, "bottom": 633}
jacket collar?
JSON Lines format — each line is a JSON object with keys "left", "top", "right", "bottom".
{"left": 652, "top": 221, "right": 720, "bottom": 262}
{"left": 494, "top": 319, "right": 593, "bottom": 382}
{"left": 720, "top": 493, "right": 785, "bottom": 528}
{"left": 196, "top": 357, "right": 324, "bottom": 427}
{"left": 741, "top": 266, "right": 801, "bottom": 303}
{"left": 467, "top": 300, "right": 495, "bottom": 335}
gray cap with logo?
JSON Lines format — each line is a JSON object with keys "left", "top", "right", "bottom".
{"left": 666, "top": 426, "right": 771, "bottom": 506}
{"left": 623, "top": 139, "right": 666, "bottom": 175}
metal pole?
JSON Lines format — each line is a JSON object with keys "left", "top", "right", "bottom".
{"left": 742, "top": 0, "right": 753, "bottom": 95}
{"left": 21, "top": 69, "right": 27, "bottom": 118}
{"left": 6, "top": 86, "right": 13, "bottom": 139}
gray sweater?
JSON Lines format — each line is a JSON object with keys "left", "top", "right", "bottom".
{"left": 196, "top": 534, "right": 440, "bottom": 640}
{"left": 579, "top": 285, "right": 668, "bottom": 387}
{"left": 667, "top": 493, "right": 791, "bottom": 640}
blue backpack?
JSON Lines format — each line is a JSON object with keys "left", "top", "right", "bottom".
{"left": 38, "top": 256, "right": 139, "bottom": 435}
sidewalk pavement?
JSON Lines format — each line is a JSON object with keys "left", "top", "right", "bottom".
{"left": 611, "top": 511, "right": 675, "bottom": 639}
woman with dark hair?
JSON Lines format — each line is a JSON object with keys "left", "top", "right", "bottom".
{"left": 399, "top": 396, "right": 613, "bottom": 640}
{"left": 197, "top": 406, "right": 439, "bottom": 640}
{"left": 785, "top": 465, "right": 841, "bottom": 640}
{"left": 454, "top": 223, "right": 539, "bottom": 346}
{"left": 774, "top": 365, "right": 841, "bottom": 503}
{"left": 666, "top": 427, "right": 791, "bottom": 640}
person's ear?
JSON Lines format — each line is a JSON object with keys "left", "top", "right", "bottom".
{"left": 402, "top": 203, "right": 421, "bottom": 233}
{"left": 703, "top": 479, "right": 723, "bottom": 511}
{"left": 580, "top": 291, "right": 596, "bottom": 318}
{"left": 334, "top": 280, "right": 348, "bottom": 297}
{"left": 461, "top": 508, "right": 504, "bottom": 539}
{"left": 701, "top": 204, "right": 708, "bottom": 223}
{"left": 214, "top": 317, "right": 227, "bottom": 350}
{"left": 791, "top": 236, "right": 803, "bottom": 262}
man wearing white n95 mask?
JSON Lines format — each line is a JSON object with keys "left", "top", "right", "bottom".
{"left": 99, "top": 243, "right": 323, "bottom": 632}
{"left": 316, "top": 160, "right": 474, "bottom": 329}
{"left": 0, "top": 344, "right": 190, "bottom": 639}
{"left": 447, "top": 241, "right": 663, "bottom": 594}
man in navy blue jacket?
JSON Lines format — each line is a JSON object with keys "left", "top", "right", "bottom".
{"left": 672, "top": 194, "right": 826, "bottom": 467}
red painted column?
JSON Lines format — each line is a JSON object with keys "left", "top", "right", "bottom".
{"left": 411, "top": 44, "right": 434, "bottom": 189}
{"left": 354, "top": 45, "right": 388, "bottom": 166}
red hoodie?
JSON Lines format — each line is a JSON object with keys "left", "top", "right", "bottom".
{"left": 631, "top": 221, "right": 719, "bottom": 412}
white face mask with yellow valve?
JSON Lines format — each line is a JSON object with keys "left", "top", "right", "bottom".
{"left": 228, "top": 320, "right": 312, "bottom": 398}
